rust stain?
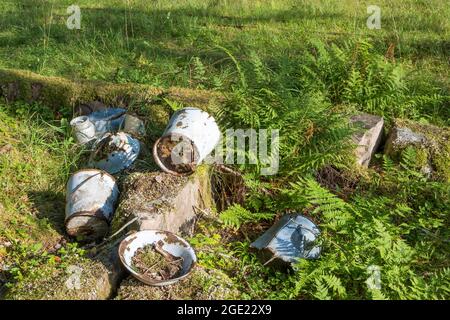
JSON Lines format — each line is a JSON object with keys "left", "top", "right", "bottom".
{"left": 156, "top": 231, "right": 188, "bottom": 247}
{"left": 118, "top": 234, "right": 138, "bottom": 256}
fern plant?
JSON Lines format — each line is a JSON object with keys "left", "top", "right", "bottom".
{"left": 219, "top": 204, "right": 274, "bottom": 230}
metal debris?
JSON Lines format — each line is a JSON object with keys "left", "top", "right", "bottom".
{"left": 250, "top": 214, "right": 321, "bottom": 267}
{"left": 119, "top": 230, "right": 196, "bottom": 286}
{"left": 89, "top": 132, "right": 140, "bottom": 174}
{"left": 153, "top": 107, "right": 221, "bottom": 176}
{"left": 65, "top": 169, "right": 119, "bottom": 242}
{"left": 70, "top": 116, "right": 96, "bottom": 145}
{"left": 88, "top": 108, "right": 126, "bottom": 136}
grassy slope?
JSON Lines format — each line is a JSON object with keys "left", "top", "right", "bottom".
{"left": 0, "top": 103, "right": 79, "bottom": 245}
{"left": 0, "top": 1, "right": 449, "bottom": 299}
{"left": 0, "top": 0, "right": 448, "bottom": 89}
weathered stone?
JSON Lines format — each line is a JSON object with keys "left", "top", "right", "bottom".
{"left": 116, "top": 267, "right": 239, "bottom": 300}
{"left": 4, "top": 242, "right": 125, "bottom": 300}
{"left": 350, "top": 113, "right": 384, "bottom": 167}
{"left": 385, "top": 119, "right": 450, "bottom": 181}
{"left": 112, "top": 165, "right": 213, "bottom": 237}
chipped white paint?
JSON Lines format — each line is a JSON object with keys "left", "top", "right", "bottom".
{"left": 89, "top": 132, "right": 140, "bottom": 174}
{"left": 65, "top": 169, "right": 119, "bottom": 240}
{"left": 70, "top": 116, "right": 96, "bottom": 145}
{"left": 119, "top": 230, "right": 196, "bottom": 286}
{"left": 153, "top": 107, "right": 220, "bottom": 174}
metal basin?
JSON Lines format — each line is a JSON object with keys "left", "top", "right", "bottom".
{"left": 119, "top": 230, "right": 196, "bottom": 286}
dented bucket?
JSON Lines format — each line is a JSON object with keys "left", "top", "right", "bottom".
{"left": 65, "top": 169, "right": 119, "bottom": 241}
{"left": 119, "top": 230, "right": 197, "bottom": 286}
{"left": 153, "top": 107, "right": 220, "bottom": 175}
{"left": 250, "top": 214, "right": 321, "bottom": 267}
{"left": 89, "top": 132, "right": 140, "bottom": 174}
{"left": 88, "top": 108, "right": 126, "bottom": 136}
{"left": 70, "top": 116, "right": 96, "bottom": 145}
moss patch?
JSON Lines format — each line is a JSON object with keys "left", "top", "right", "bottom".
{"left": 5, "top": 255, "right": 104, "bottom": 300}
{"left": 116, "top": 266, "right": 240, "bottom": 300}
{"left": 4, "top": 242, "right": 123, "bottom": 300}
{"left": 386, "top": 119, "right": 450, "bottom": 181}
{"left": 111, "top": 172, "right": 188, "bottom": 233}
{"left": 0, "top": 68, "right": 223, "bottom": 119}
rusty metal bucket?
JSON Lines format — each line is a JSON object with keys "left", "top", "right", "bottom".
{"left": 70, "top": 116, "right": 96, "bottom": 145}
{"left": 153, "top": 107, "right": 221, "bottom": 176}
{"left": 118, "top": 230, "right": 196, "bottom": 286}
{"left": 65, "top": 169, "right": 119, "bottom": 242}
{"left": 89, "top": 132, "right": 140, "bottom": 174}
{"left": 88, "top": 108, "right": 126, "bottom": 136}
{"left": 250, "top": 214, "right": 321, "bottom": 267}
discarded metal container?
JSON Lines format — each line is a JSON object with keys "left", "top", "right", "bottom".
{"left": 123, "top": 114, "right": 146, "bottom": 137}
{"left": 65, "top": 169, "right": 119, "bottom": 242}
{"left": 70, "top": 116, "right": 96, "bottom": 145}
{"left": 88, "top": 108, "right": 127, "bottom": 136}
{"left": 250, "top": 214, "right": 321, "bottom": 267}
{"left": 89, "top": 132, "right": 140, "bottom": 174}
{"left": 119, "top": 230, "right": 197, "bottom": 286}
{"left": 153, "top": 107, "right": 221, "bottom": 175}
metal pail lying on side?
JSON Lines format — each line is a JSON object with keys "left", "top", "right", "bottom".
{"left": 65, "top": 169, "right": 119, "bottom": 241}
{"left": 70, "top": 116, "right": 96, "bottom": 145}
{"left": 119, "top": 230, "right": 197, "bottom": 286}
{"left": 89, "top": 132, "right": 140, "bottom": 174}
{"left": 153, "top": 107, "right": 221, "bottom": 175}
{"left": 250, "top": 214, "right": 321, "bottom": 267}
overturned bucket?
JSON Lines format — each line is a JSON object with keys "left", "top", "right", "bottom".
{"left": 250, "top": 214, "right": 321, "bottom": 267}
{"left": 89, "top": 132, "right": 140, "bottom": 174}
{"left": 70, "top": 116, "right": 96, "bottom": 145}
{"left": 88, "top": 108, "right": 127, "bottom": 136}
{"left": 153, "top": 107, "right": 221, "bottom": 175}
{"left": 119, "top": 230, "right": 197, "bottom": 286}
{"left": 65, "top": 169, "right": 119, "bottom": 242}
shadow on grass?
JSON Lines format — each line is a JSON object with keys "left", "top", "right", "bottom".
{"left": 28, "top": 190, "right": 66, "bottom": 235}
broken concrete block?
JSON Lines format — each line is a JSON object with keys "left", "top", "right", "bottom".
{"left": 115, "top": 267, "right": 239, "bottom": 300}
{"left": 4, "top": 243, "right": 125, "bottom": 300}
{"left": 385, "top": 119, "right": 450, "bottom": 181}
{"left": 111, "top": 165, "right": 213, "bottom": 237}
{"left": 350, "top": 113, "right": 384, "bottom": 167}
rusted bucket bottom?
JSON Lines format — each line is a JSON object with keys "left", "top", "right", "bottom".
{"left": 153, "top": 133, "right": 200, "bottom": 176}
{"left": 65, "top": 212, "right": 109, "bottom": 242}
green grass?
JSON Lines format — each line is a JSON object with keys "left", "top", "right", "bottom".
{"left": 0, "top": 0, "right": 449, "bottom": 300}
{"left": 0, "top": 101, "right": 85, "bottom": 291}
{"left": 0, "top": 0, "right": 448, "bottom": 89}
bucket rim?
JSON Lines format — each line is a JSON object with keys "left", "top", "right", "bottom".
{"left": 64, "top": 210, "right": 111, "bottom": 226}
{"left": 152, "top": 133, "right": 200, "bottom": 176}
{"left": 118, "top": 229, "right": 197, "bottom": 286}
{"left": 70, "top": 168, "right": 117, "bottom": 182}
{"left": 64, "top": 211, "right": 110, "bottom": 240}
{"left": 70, "top": 115, "right": 90, "bottom": 126}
